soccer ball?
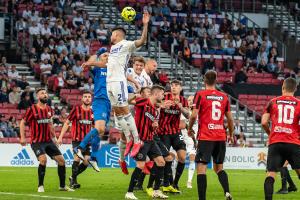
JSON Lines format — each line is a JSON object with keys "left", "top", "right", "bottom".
{"left": 121, "top": 7, "right": 136, "bottom": 22}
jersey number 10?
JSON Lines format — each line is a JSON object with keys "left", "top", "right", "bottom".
{"left": 278, "top": 104, "right": 294, "bottom": 124}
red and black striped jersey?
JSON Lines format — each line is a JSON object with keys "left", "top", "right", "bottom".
{"left": 23, "top": 104, "right": 54, "bottom": 143}
{"left": 68, "top": 105, "right": 94, "bottom": 142}
{"left": 134, "top": 98, "right": 159, "bottom": 141}
{"left": 157, "top": 93, "right": 188, "bottom": 135}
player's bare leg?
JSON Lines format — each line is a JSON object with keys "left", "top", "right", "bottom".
{"left": 187, "top": 153, "right": 196, "bottom": 189}
{"left": 37, "top": 154, "right": 47, "bottom": 192}
{"left": 214, "top": 164, "right": 232, "bottom": 200}
{"left": 53, "top": 155, "right": 74, "bottom": 191}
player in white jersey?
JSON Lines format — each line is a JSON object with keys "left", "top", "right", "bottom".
{"left": 180, "top": 95, "right": 198, "bottom": 189}
{"left": 107, "top": 11, "right": 150, "bottom": 160}
{"left": 127, "top": 56, "right": 147, "bottom": 91}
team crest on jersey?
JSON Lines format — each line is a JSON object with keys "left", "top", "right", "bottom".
{"left": 48, "top": 112, "right": 52, "bottom": 117}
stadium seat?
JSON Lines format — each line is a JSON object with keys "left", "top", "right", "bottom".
{"left": 8, "top": 137, "right": 20, "bottom": 143}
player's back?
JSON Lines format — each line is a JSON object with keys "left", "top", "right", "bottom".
{"left": 194, "top": 89, "right": 230, "bottom": 141}
{"left": 266, "top": 95, "right": 300, "bottom": 145}
{"left": 107, "top": 40, "right": 136, "bottom": 83}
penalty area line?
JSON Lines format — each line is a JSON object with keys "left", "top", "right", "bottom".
{"left": 0, "top": 192, "right": 92, "bottom": 200}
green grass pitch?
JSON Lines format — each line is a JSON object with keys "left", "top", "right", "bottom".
{"left": 0, "top": 167, "right": 299, "bottom": 200}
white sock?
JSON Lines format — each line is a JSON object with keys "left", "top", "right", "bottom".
{"left": 119, "top": 140, "right": 126, "bottom": 160}
{"left": 172, "top": 159, "right": 178, "bottom": 180}
{"left": 188, "top": 160, "right": 195, "bottom": 182}
{"left": 116, "top": 116, "right": 131, "bottom": 142}
{"left": 124, "top": 113, "right": 140, "bottom": 144}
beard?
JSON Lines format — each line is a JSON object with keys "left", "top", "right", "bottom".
{"left": 83, "top": 101, "right": 91, "bottom": 106}
{"left": 40, "top": 98, "right": 48, "bottom": 104}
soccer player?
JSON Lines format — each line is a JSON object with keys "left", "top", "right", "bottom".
{"left": 125, "top": 85, "right": 168, "bottom": 200}
{"left": 106, "top": 11, "right": 150, "bottom": 158}
{"left": 261, "top": 77, "right": 300, "bottom": 200}
{"left": 20, "top": 88, "right": 73, "bottom": 192}
{"left": 157, "top": 80, "right": 189, "bottom": 193}
{"left": 74, "top": 48, "right": 110, "bottom": 172}
{"left": 58, "top": 91, "right": 94, "bottom": 189}
{"left": 276, "top": 161, "right": 297, "bottom": 194}
{"left": 188, "top": 70, "right": 234, "bottom": 200}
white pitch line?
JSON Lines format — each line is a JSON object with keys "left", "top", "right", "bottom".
{"left": 0, "top": 192, "right": 92, "bottom": 200}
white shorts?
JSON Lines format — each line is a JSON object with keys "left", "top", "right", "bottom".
{"left": 182, "top": 131, "right": 196, "bottom": 156}
{"left": 107, "top": 81, "right": 129, "bottom": 107}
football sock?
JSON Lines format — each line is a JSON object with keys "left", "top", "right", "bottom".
{"left": 264, "top": 176, "right": 274, "bottom": 200}
{"left": 38, "top": 164, "right": 46, "bottom": 186}
{"left": 116, "top": 116, "right": 131, "bottom": 142}
{"left": 280, "top": 167, "right": 287, "bottom": 189}
{"left": 188, "top": 160, "right": 195, "bottom": 182}
{"left": 79, "top": 128, "right": 99, "bottom": 149}
{"left": 137, "top": 172, "right": 146, "bottom": 187}
{"left": 72, "top": 161, "right": 79, "bottom": 179}
{"left": 58, "top": 165, "right": 66, "bottom": 188}
{"left": 217, "top": 170, "right": 230, "bottom": 194}
{"left": 197, "top": 174, "right": 207, "bottom": 200}
{"left": 154, "top": 166, "right": 164, "bottom": 190}
{"left": 90, "top": 134, "right": 101, "bottom": 157}
{"left": 163, "top": 161, "right": 172, "bottom": 187}
{"left": 124, "top": 113, "right": 140, "bottom": 144}
{"left": 284, "top": 167, "right": 296, "bottom": 187}
{"left": 147, "top": 163, "right": 158, "bottom": 188}
{"left": 77, "top": 163, "right": 88, "bottom": 176}
{"left": 174, "top": 161, "right": 185, "bottom": 186}
{"left": 172, "top": 159, "right": 178, "bottom": 180}
{"left": 128, "top": 167, "right": 142, "bottom": 192}
{"left": 119, "top": 140, "right": 126, "bottom": 161}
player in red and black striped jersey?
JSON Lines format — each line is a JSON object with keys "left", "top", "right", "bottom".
{"left": 126, "top": 85, "right": 168, "bottom": 199}
{"left": 188, "top": 71, "right": 234, "bottom": 200}
{"left": 157, "top": 80, "right": 190, "bottom": 193}
{"left": 58, "top": 91, "right": 94, "bottom": 189}
{"left": 20, "top": 88, "right": 73, "bottom": 192}
{"left": 261, "top": 78, "right": 300, "bottom": 200}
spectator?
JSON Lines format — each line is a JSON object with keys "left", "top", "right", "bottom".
{"left": 200, "top": 33, "right": 210, "bottom": 53}
{"left": 22, "top": 6, "right": 32, "bottom": 19}
{"left": 54, "top": 72, "right": 65, "bottom": 94}
{"left": 72, "top": 60, "right": 83, "bottom": 77}
{"left": 182, "top": 39, "right": 191, "bottom": 63}
{"left": 257, "top": 46, "right": 268, "bottom": 72}
{"left": 29, "top": 48, "right": 39, "bottom": 68}
{"left": 58, "top": 107, "right": 68, "bottom": 125}
{"left": 234, "top": 119, "right": 244, "bottom": 136}
{"left": 246, "top": 44, "right": 258, "bottom": 63}
{"left": 161, "top": 2, "right": 171, "bottom": 16}
{"left": 190, "top": 39, "right": 201, "bottom": 54}
{"left": 29, "top": 21, "right": 40, "bottom": 36}
{"left": 8, "top": 116, "right": 20, "bottom": 138}
{"left": 96, "top": 23, "right": 108, "bottom": 44}
{"left": 0, "top": 73, "right": 8, "bottom": 89}
{"left": 61, "top": 23, "right": 71, "bottom": 36}
{"left": 266, "top": 58, "right": 278, "bottom": 75}
{"left": 210, "top": 34, "right": 219, "bottom": 51}
{"left": 53, "top": 103, "right": 61, "bottom": 125}
{"left": 18, "top": 94, "right": 32, "bottom": 110}
{"left": 202, "top": 56, "right": 215, "bottom": 74}
{"left": 197, "top": 22, "right": 207, "bottom": 38}
{"left": 56, "top": 40, "right": 68, "bottom": 54}
{"left": 0, "top": 114, "right": 17, "bottom": 137}
{"left": 16, "top": 17, "right": 27, "bottom": 32}
{"left": 41, "top": 22, "right": 51, "bottom": 36}
{"left": 8, "top": 86, "right": 20, "bottom": 105}
{"left": 41, "top": 48, "right": 51, "bottom": 61}
{"left": 224, "top": 42, "right": 236, "bottom": 55}
{"left": 7, "top": 65, "right": 19, "bottom": 81}
{"left": 223, "top": 57, "right": 233, "bottom": 72}
{"left": 159, "top": 20, "right": 171, "bottom": 39}
{"left": 237, "top": 132, "right": 246, "bottom": 147}
{"left": 0, "top": 87, "right": 8, "bottom": 103}
{"left": 238, "top": 40, "right": 247, "bottom": 56}
{"left": 158, "top": 70, "right": 169, "bottom": 86}
{"left": 21, "top": 86, "right": 34, "bottom": 103}
{"left": 233, "top": 35, "right": 242, "bottom": 48}
{"left": 73, "top": 12, "right": 84, "bottom": 28}
{"left": 81, "top": 77, "right": 94, "bottom": 92}
{"left": 66, "top": 69, "right": 78, "bottom": 89}
{"left": 235, "top": 68, "right": 248, "bottom": 84}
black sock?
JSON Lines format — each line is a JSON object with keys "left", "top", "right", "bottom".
{"left": 128, "top": 167, "right": 142, "bottom": 192}
{"left": 217, "top": 170, "right": 230, "bottom": 194}
{"left": 38, "top": 164, "right": 46, "bottom": 187}
{"left": 264, "top": 176, "right": 275, "bottom": 200}
{"left": 197, "top": 174, "right": 207, "bottom": 200}
{"left": 137, "top": 172, "right": 146, "bottom": 187}
{"left": 58, "top": 165, "right": 66, "bottom": 188}
{"left": 280, "top": 167, "right": 288, "bottom": 189}
{"left": 77, "top": 163, "right": 88, "bottom": 176}
{"left": 147, "top": 164, "right": 157, "bottom": 188}
{"left": 154, "top": 166, "right": 164, "bottom": 190}
{"left": 284, "top": 167, "right": 296, "bottom": 187}
{"left": 72, "top": 161, "right": 79, "bottom": 179}
{"left": 163, "top": 161, "right": 172, "bottom": 187}
{"left": 173, "top": 161, "right": 185, "bottom": 186}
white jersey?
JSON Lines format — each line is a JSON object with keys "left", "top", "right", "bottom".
{"left": 141, "top": 70, "right": 153, "bottom": 87}
{"left": 127, "top": 68, "right": 147, "bottom": 89}
{"left": 107, "top": 40, "right": 137, "bottom": 83}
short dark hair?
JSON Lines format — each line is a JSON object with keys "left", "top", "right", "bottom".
{"left": 112, "top": 27, "right": 126, "bottom": 35}
{"left": 151, "top": 85, "right": 165, "bottom": 93}
{"left": 204, "top": 70, "right": 217, "bottom": 86}
{"left": 140, "top": 86, "right": 151, "bottom": 94}
{"left": 283, "top": 77, "right": 297, "bottom": 93}
{"left": 36, "top": 87, "right": 46, "bottom": 94}
{"left": 170, "top": 79, "right": 182, "bottom": 86}
{"left": 82, "top": 90, "right": 93, "bottom": 96}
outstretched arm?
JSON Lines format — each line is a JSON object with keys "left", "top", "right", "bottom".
{"left": 134, "top": 11, "right": 150, "bottom": 48}
{"left": 82, "top": 55, "right": 107, "bottom": 70}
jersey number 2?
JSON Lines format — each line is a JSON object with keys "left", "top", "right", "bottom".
{"left": 212, "top": 101, "right": 221, "bottom": 120}
{"left": 278, "top": 104, "right": 294, "bottom": 124}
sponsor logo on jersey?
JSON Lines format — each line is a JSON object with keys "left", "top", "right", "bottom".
{"left": 208, "top": 124, "right": 224, "bottom": 130}
{"left": 145, "top": 112, "right": 155, "bottom": 121}
{"left": 63, "top": 149, "right": 74, "bottom": 166}
{"left": 164, "top": 109, "right": 180, "bottom": 115}
{"left": 110, "top": 45, "right": 123, "bottom": 54}
{"left": 206, "top": 95, "right": 224, "bottom": 101}
{"left": 11, "top": 149, "right": 34, "bottom": 166}
{"left": 79, "top": 119, "right": 93, "bottom": 125}
{"left": 274, "top": 126, "right": 293, "bottom": 134}
{"left": 276, "top": 100, "right": 297, "bottom": 105}
{"left": 37, "top": 119, "right": 51, "bottom": 124}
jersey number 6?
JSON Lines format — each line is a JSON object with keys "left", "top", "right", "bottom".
{"left": 212, "top": 101, "right": 221, "bottom": 121}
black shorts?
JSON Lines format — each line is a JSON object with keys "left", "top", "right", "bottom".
{"left": 267, "top": 142, "right": 300, "bottom": 172}
{"left": 135, "top": 141, "right": 162, "bottom": 161}
{"left": 72, "top": 141, "right": 91, "bottom": 156}
{"left": 31, "top": 141, "right": 62, "bottom": 159}
{"left": 160, "top": 132, "right": 186, "bottom": 152}
{"left": 195, "top": 140, "right": 226, "bottom": 164}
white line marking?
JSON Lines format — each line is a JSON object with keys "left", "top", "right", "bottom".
{"left": 0, "top": 192, "right": 92, "bottom": 200}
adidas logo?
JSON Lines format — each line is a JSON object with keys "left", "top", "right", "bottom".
{"left": 11, "top": 149, "right": 34, "bottom": 166}
{"left": 63, "top": 149, "right": 74, "bottom": 166}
